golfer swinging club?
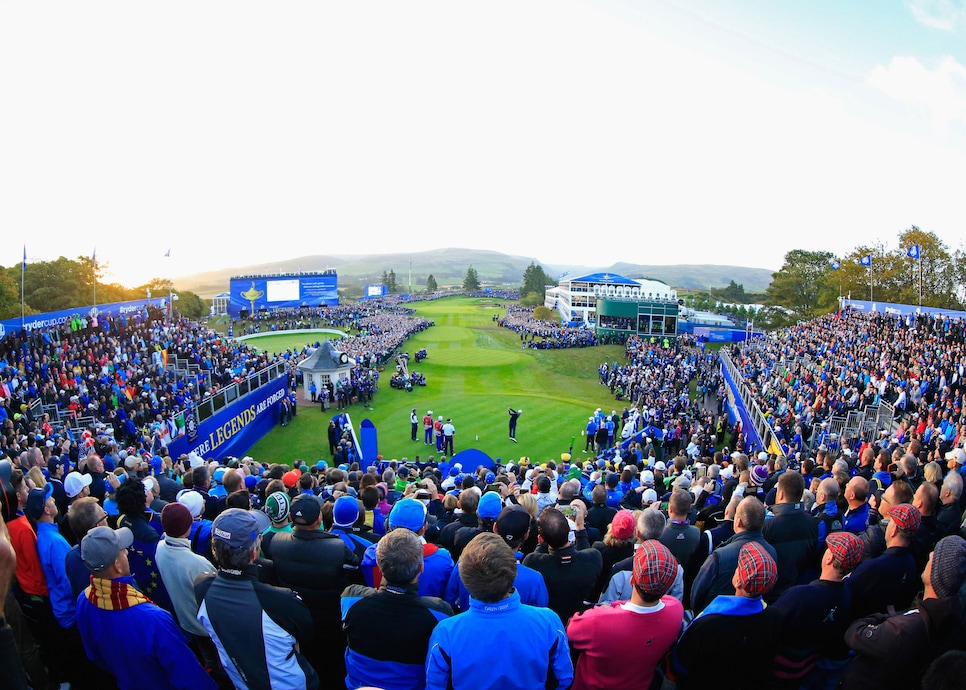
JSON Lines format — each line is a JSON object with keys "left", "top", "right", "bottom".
{"left": 508, "top": 407, "right": 522, "bottom": 442}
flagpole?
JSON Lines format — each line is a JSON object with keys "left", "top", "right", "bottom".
{"left": 20, "top": 246, "right": 25, "bottom": 333}
{"left": 919, "top": 252, "right": 923, "bottom": 306}
{"left": 92, "top": 248, "right": 97, "bottom": 311}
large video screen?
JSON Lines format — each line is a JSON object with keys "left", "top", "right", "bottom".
{"left": 228, "top": 273, "right": 338, "bottom": 318}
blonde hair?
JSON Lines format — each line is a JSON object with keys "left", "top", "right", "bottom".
{"left": 924, "top": 461, "right": 942, "bottom": 485}
{"left": 517, "top": 493, "right": 538, "bottom": 519}
{"left": 26, "top": 467, "right": 47, "bottom": 490}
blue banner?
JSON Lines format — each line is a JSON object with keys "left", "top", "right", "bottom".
{"left": 719, "top": 356, "right": 764, "bottom": 454}
{"left": 228, "top": 273, "right": 338, "bottom": 318}
{"left": 843, "top": 299, "right": 966, "bottom": 321}
{"left": 167, "top": 375, "right": 289, "bottom": 460}
{"left": 0, "top": 298, "right": 168, "bottom": 340}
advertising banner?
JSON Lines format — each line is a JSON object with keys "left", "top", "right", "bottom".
{"left": 167, "top": 375, "right": 288, "bottom": 460}
{"left": 0, "top": 298, "right": 168, "bottom": 340}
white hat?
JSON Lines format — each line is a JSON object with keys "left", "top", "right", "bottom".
{"left": 177, "top": 490, "right": 205, "bottom": 519}
{"left": 642, "top": 488, "right": 658, "bottom": 503}
{"left": 642, "top": 470, "right": 655, "bottom": 486}
{"left": 757, "top": 452, "right": 769, "bottom": 462}
{"left": 64, "top": 472, "right": 93, "bottom": 498}
{"left": 946, "top": 448, "right": 966, "bottom": 465}
{"left": 654, "top": 461, "right": 667, "bottom": 472}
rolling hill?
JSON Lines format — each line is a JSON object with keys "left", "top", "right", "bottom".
{"left": 174, "top": 248, "right": 775, "bottom": 298}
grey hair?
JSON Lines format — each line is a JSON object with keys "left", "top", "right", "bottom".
{"left": 637, "top": 509, "right": 666, "bottom": 541}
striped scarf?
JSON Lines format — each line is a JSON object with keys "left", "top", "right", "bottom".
{"left": 85, "top": 577, "right": 152, "bottom": 611}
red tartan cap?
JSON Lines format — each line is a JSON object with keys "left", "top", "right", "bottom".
{"left": 632, "top": 540, "right": 678, "bottom": 598}
{"left": 736, "top": 542, "right": 777, "bottom": 597}
{"left": 825, "top": 532, "right": 863, "bottom": 571}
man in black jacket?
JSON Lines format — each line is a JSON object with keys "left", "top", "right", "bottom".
{"left": 270, "top": 495, "right": 360, "bottom": 677}
{"left": 523, "top": 506, "right": 602, "bottom": 626}
{"left": 196, "top": 508, "right": 319, "bottom": 690}
{"left": 762, "top": 471, "right": 818, "bottom": 602}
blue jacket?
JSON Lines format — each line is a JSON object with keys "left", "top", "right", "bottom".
{"left": 426, "top": 590, "right": 573, "bottom": 690}
{"left": 75, "top": 576, "right": 215, "bottom": 690}
{"left": 363, "top": 541, "right": 454, "bottom": 599}
{"left": 36, "top": 521, "right": 74, "bottom": 628}
{"left": 444, "top": 556, "right": 549, "bottom": 613}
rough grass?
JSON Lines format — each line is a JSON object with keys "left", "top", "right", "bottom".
{"left": 246, "top": 297, "right": 627, "bottom": 466}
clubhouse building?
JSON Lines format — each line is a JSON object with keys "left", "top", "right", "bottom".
{"left": 544, "top": 272, "right": 681, "bottom": 339}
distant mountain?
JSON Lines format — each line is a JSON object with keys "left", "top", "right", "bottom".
{"left": 174, "top": 249, "right": 774, "bottom": 298}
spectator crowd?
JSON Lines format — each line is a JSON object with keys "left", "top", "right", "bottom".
{"left": 3, "top": 303, "right": 966, "bottom": 689}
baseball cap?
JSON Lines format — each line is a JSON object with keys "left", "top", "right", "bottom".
{"left": 81, "top": 526, "right": 134, "bottom": 573}
{"left": 736, "top": 542, "right": 778, "bottom": 597}
{"left": 825, "top": 532, "right": 863, "bottom": 572}
{"left": 946, "top": 448, "right": 966, "bottom": 465}
{"left": 388, "top": 498, "right": 427, "bottom": 532}
{"left": 264, "top": 491, "right": 291, "bottom": 523}
{"left": 282, "top": 470, "right": 300, "bottom": 489}
{"left": 642, "top": 470, "right": 654, "bottom": 486}
{"left": 211, "top": 508, "right": 260, "bottom": 550}
{"left": 496, "top": 505, "right": 531, "bottom": 545}
{"left": 757, "top": 452, "right": 769, "bottom": 462}
{"left": 642, "top": 488, "right": 658, "bottom": 503}
{"left": 478, "top": 492, "right": 503, "bottom": 520}
{"left": 610, "top": 510, "right": 636, "bottom": 540}
{"left": 177, "top": 490, "right": 205, "bottom": 520}
{"left": 64, "top": 471, "right": 93, "bottom": 498}
{"left": 48, "top": 455, "right": 70, "bottom": 475}
{"left": 890, "top": 504, "right": 922, "bottom": 534}
{"left": 654, "top": 461, "right": 667, "bottom": 472}
{"left": 631, "top": 541, "right": 677, "bottom": 598}
{"left": 333, "top": 495, "right": 360, "bottom": 527}
{"left": 290, "top": 496, "right": 321, "bottom": 526}
{"left": 25, "top": 484, "right": 53, "bottom": 520}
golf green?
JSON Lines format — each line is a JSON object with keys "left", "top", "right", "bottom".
{"left": 245, "top": 296, "right": 632, "bottom": 467}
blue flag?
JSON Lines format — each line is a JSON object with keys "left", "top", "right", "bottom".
{"left": 907, "top": 245, "right": 921, "bottom": 259}
{"left": 860, "top": 254, "right": 872, "bottom": 267}
{"left": 829, "top": 259, "right": 840, "bottom": 270}
{"left": 22, "top": 246, "right": 26, "bottom": 272}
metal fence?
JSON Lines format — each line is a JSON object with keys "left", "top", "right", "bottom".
{"left": 719, "top": 350, "right": 785, "bottom": 458}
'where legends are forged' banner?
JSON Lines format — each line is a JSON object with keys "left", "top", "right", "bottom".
{"left": 167, "top": 375, "right": 289, "bottom": 460}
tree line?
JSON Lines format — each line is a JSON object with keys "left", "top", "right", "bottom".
{"left": 0, "top": 255, "right": 207, "bottom": 321}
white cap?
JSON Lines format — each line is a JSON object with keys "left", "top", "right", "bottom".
{"left": 946, "top": 447, "right": 966, "bottom": 465}
{"left": 757, "top": 452, "right": 769, "bottom": 462}
{"left": 642, "top": 488, "right": 658, "bottom": 503}
{"left": 177, "top": 490, "right": 205, "bottom": 519}
{"left": 64, "top": 471, "right": 93, "bottom": 498}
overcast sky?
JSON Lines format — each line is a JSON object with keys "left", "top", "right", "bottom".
{"left": 2, "top": 0, "right": 964, "bottom": 288}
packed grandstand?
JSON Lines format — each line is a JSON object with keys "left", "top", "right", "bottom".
{"left": 1, "top": 298, "right": 966, "bottom": 689}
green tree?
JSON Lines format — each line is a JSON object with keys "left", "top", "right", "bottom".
{"left": 462, "top": 266, "right": 480, "bottom": 292}
{"left": 764, "top": 249, "right": 838, "bottom": 321}
{"left": 173, "top": 290, "right": 206, "bottom": 319}
{"left": 425, "top": 274, "right": 438, "bottom": 292}
{"left": 0, "top": 271, "right": 21, "bottom": 320}
{"left": 521, "top": 261, "right": 551, "bottom": 303}
{"left": 895, "top": 226, "right": 959, "bottom": 308}
{"left": 532, "top": 306, "right": 557, "bottom": 321}
{"left": 388, "top": 270, "right": 398, "bottom": 294}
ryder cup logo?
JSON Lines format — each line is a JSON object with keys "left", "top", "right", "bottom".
{"left": 0, "top": 323, "right": 5, "bottom": 339}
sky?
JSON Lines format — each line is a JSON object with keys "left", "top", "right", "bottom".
{"left": 2, "top": 0, "right": 965, "bottom": 288}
